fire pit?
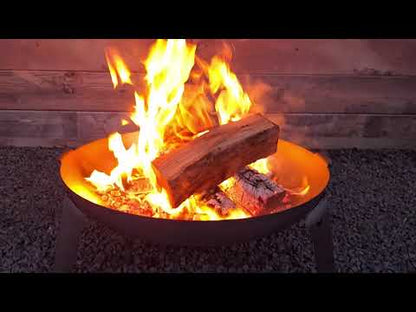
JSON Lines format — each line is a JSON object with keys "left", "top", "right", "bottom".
{"left": 55, "top": 133, "right": 332, "bottom": 272}
{"left": 54, "top": 39, "right": 334, "bottom": 272}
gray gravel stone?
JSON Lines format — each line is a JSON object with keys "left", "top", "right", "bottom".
{"left": 1, "top": 146, "right": 416, "bottom": 272}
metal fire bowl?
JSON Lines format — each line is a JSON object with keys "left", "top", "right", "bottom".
{"left": 59, "top": 132, "right": 330, "bottom": 246}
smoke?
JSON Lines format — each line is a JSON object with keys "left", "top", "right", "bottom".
{"left": 244, "top": 77, "right": 324, "bottom": 150}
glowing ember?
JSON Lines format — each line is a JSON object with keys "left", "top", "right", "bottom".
{"left": 85, "top": 39, "right": 310, "bottom": 220}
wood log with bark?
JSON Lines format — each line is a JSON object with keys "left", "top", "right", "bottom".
{"left": 221, "top": 167, "right": 286, "bottom": 216}
{"left": 152, "top": 113, "right": 280, "bottom": 208}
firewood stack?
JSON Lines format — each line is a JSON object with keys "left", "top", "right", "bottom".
{"left": 152, "top": 113, "right": 287, "bottom": 217}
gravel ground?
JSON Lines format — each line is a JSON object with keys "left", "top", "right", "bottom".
{"left": 0, "top": 146, "right": 415, "bottom": 273}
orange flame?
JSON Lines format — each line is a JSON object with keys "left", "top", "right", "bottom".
{"left": 86, "top": 39, "right": 288, "bottom": 220}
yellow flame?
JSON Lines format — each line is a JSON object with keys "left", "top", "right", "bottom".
{"left": 249, "top": 157, "right": 270, "bottom": 175}
{"left": 87, "top": 40, "right": 197, "bottom": 215}
{"left": 208, "top": 56, "right": 252, "bottom": 125}
{"left": 86, "top": 132, "right": 138, "bottom": 191}
{"left": 297, "top": 184, "right": 310, "bottom": 196}
{"left": 86, "top": 39, "right": 273, "bottom": 220}
{"left": 288, "top": 176, "right": 310, "bottom": 196}
{"left": 105, "top": 48, "right": 132, "bottom": 88}
{"left": 194, "top": 129, "right": 209, "bottom": 138}
{"left": 219, "top": 176, "right": 236, "bottom": 191}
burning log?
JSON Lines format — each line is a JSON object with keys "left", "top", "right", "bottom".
{"left": 221, "top": 167, "right": 286, "bottom": 216}
{"left": 124, "top": 176, "right": 152, "bottom": 194}
{"left": 199, "top": 187, "right": 236, "bottom": 217}
{"left": 152, "top": 113, "right": 280, "bottom": 208}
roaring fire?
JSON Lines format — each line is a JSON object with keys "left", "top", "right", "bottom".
{"left": 85, "top": 39, "right": 309, "bottom": 220}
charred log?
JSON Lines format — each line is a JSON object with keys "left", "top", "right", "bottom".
{"left": 221, "top": 167, "right": 286, "bottom": 216}
{"left": 199, "top": 187, "right": 236, "bottom": 217}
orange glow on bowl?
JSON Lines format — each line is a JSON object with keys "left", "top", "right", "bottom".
{"left": 60, "top": 133, "right": 330, "bottom": 220}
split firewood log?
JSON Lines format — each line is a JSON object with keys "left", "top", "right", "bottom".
{"left": 152, "top": 113, "right": 280, "bottom": 208}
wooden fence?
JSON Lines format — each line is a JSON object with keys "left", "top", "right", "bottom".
{"left": 1, "top": 39, "right": 415, "bottom": 149}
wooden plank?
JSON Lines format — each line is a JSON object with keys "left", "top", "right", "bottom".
{"left": 0, "top": 70, "right": 132, "bottom": 111}
{"left": 77, "top": 111, "right": 129, "bottom": 142}
{"left": 2, "top": 70, "right": 416, "bottom": 114}
{"left": 245, "top": 74, "right": 416, "bottom": 114}
{"left": 196, "top": 39, "right": 416, "bottom": 76}
{"left": 0, "top": 111, "right": 415, "bottom": 149}
{"left": 295, "top": 137, "right": 416, "bottom": 150}
{"left": 2, "top": 39, "right": 416, "bottom": 76}
{"left": 0, "top": 39, "right": 153, "bottom": 72}
{"left": 268, "top": 114, "right": 416, "bottom": 139}
{"left": 0, "top": 137, "right": 79, "bottom": 148}
{"left": 268, "top": 114, "right": 416, "bottom": 149}
{"left": 0, "top": 110, "right": 77, "bottom": 138}
{"left": 0, "top": 110, "right": 78, "bottom": 147}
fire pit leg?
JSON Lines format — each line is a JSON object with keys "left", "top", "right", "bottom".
{"left": 53, "top": 197, "right": 87, "bottom": 273}
{"left": 305, "top": 198, "right": 335, "bottom": 273}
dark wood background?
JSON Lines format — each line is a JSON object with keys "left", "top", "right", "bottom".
{"left": 1, "top": 39, "right": 415, "bottom": 149}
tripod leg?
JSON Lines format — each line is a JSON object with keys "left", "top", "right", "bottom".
{"left": 53, "top": 197, "right": 87, "bottom": 273}
{"left": 305, "top": 198, "right": 335, "bottom": 273}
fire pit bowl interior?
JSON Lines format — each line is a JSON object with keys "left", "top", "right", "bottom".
{"left": 60, "top": 131, "right": 330, "bottom": 246}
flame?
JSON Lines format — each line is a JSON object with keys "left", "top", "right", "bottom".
{"left": 85, "top": 39, "right": 291, "bottom": 221}
{"left": 218, "top": 176, "right": 236, "bottom": 192}
{"left": 287, "top": 176, "right": 310, "bottom": 196}
{"left": 296, "top": 184, "right": 310, "bottom": 196}
{"left": 88, "top": 40, "right": 199, "bottom": 216}
{"left": 86, "top": 132, "right": 138, "bottom": 191}
{"left": 209, "top": 57, "right": 252, "bottom": 125}
{"left": 249, "top": 157, "right": 270, "bottom": 175}
{"left": 105, "top": 48, "right": 132, "bottom": 88}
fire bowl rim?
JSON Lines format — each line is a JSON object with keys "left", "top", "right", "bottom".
{"left": 63, "top": 181, "right": 327, "bottom": 224}
{"left": 59, "top": 135, "right": 331, "bottom": 223}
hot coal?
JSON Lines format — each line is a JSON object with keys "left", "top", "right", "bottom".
{"left": 221, "top": 167, "right": 286, "bottom": 216}
{"left": 199, "top": 187, "right": 236, "bottom": 218}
